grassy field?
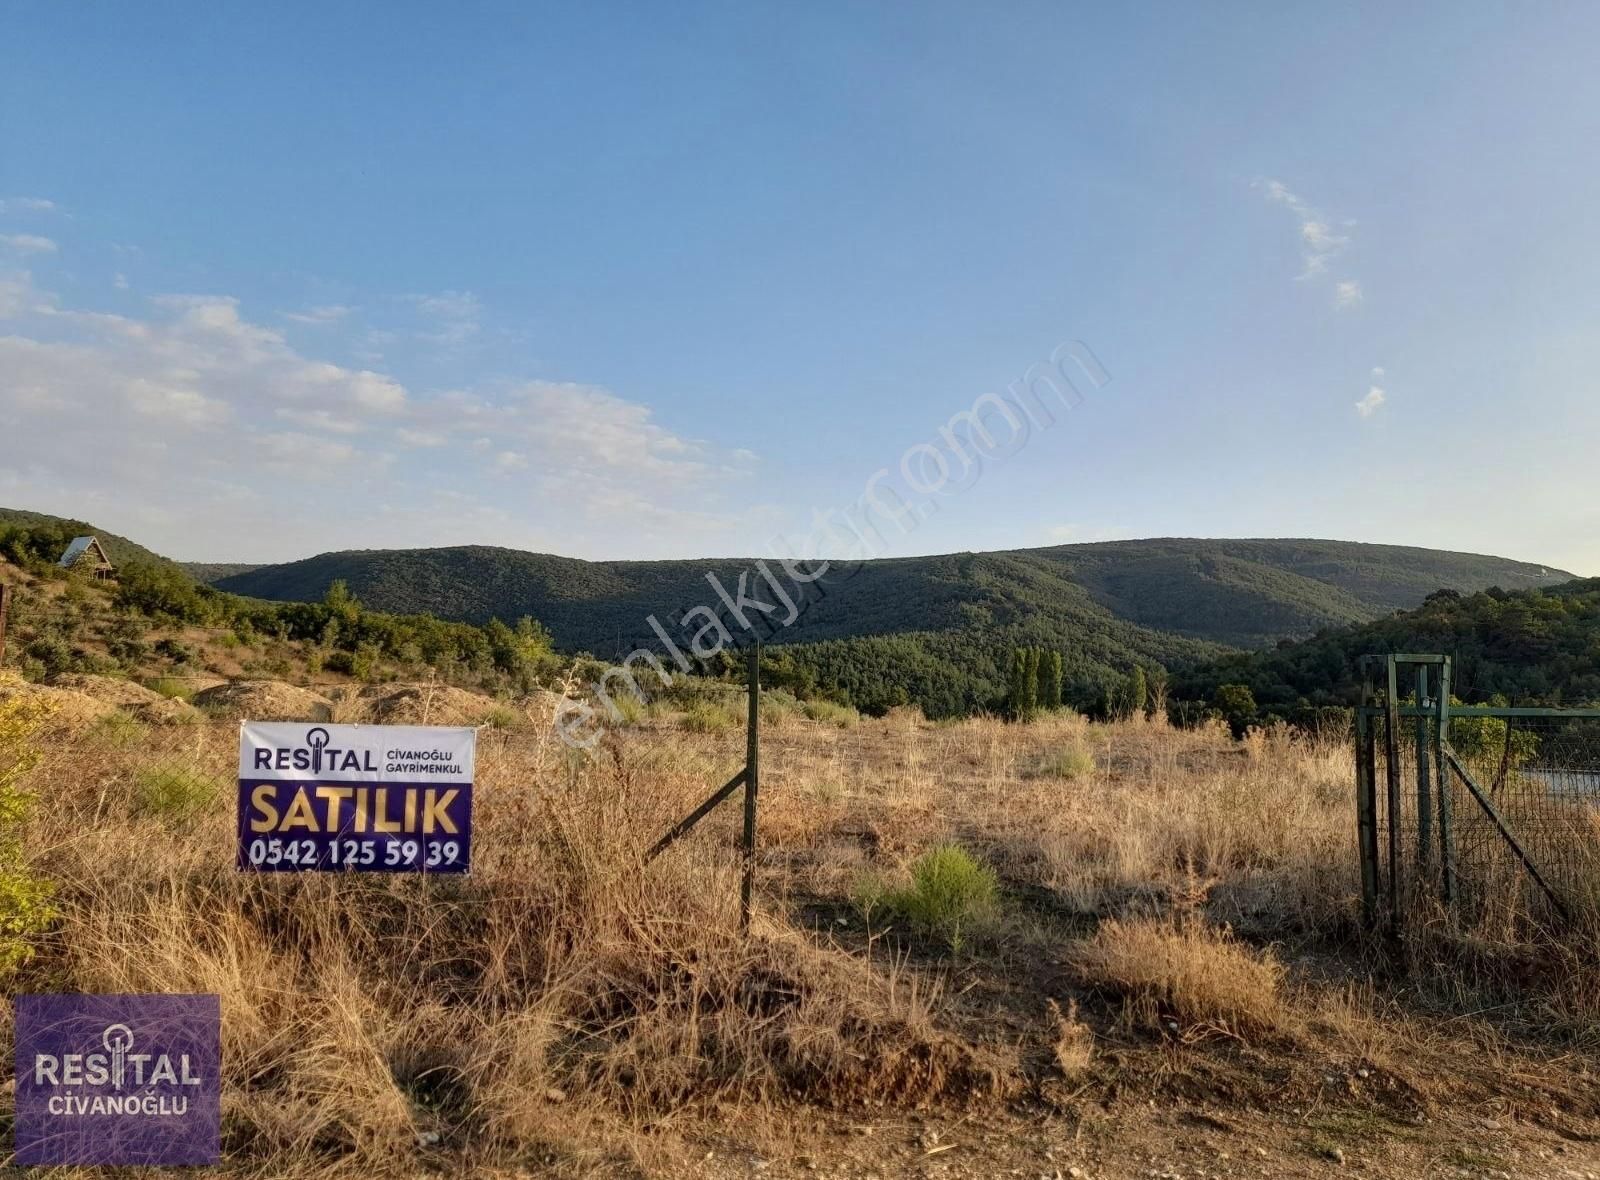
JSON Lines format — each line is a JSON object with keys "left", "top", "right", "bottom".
{"left": 3, "top": 694, "right": 1599, "bottom": 1177}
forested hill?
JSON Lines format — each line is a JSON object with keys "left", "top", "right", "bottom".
{"left": 0, "top": 509, "right": 181, "bottom": 573}
{"left": 1, "top": 506, "right": 1577, "bottom": 719}
{"left": 1175, "top": 578, "right": 1600, "bottom": 712}
{"left": 205, "top": 536, "right": 1563, "bottom": 652}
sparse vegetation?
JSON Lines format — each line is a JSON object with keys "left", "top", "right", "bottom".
{"left": 0, "top": 689, "right": 57, "bottom": 975}
{"left": 879, "top": 844, "right": 999, "bottom": 953}
{"left": 0, "top": 676, "right": 1591, "bottom": 1173}
{"left": 133, "top": 763, "right": 221, "bottom": 822}
{"left": 1035, "top": 743, "right": 1095, "bottom": 780}
{"left": 1070, "top": 917, "right": 1291, "bottom": 1041}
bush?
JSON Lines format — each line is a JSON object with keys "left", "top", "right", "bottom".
{"left": 154, "top": 637, "right": 195, "bottom": 665}
{"left": 802, "top": 699, "right": 860, "bottom": 727}
{"left": 881, "top": 845, "right": 999, "bottom": 953}
{"left": 146, "top": 676, "right": 194, "bottom": 702}
{"left": 1036, "top": 744, "right": 1095, "bottom": 780}
{"left": 0, "top": 691, "right": 57, "bottom": 974}
{"left": 682, "top": 700, "right": 741, "bottom": 733}
{"left": 134, "top": 764, "right": 220, "bottom": 822}
{"left": 481, "top": 706, "right": 520, "bottom": 730}
{"left": 90, "top": 711, "right": 149, "bottom": 749}
{"left": 608, "top": 693, "right": 645, "bottom": 726}
{"left": 1068, "top": 918, "right": 1289, "bottom": 1041}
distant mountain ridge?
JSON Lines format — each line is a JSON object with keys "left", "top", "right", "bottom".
{"left": 1175, "top": 575, "right": 1600, "bottom": 712}
{"left": 1, "top": 506, "right": 1575, "bottom": 718}
{"left": 203, "top": 536, "right": 1568, "bottom": 654}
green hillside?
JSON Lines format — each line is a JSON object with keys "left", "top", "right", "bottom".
{"left": 1175, "top": 578, "right": 1600, "bottom": 713}
{"left": 0, "top": 508, "right": 183, "bottom": 573}
{"left": 210, "top": 537, "right": 1564, "bottom": 653}
{"left": 204, "top": 537, "right": 1568, "bottom": 717}
{"left": 179, "top": 562, "right": 262, "bottom": 583}
{"left": 6, "top": 506, "right": 1575, "bottom": 720}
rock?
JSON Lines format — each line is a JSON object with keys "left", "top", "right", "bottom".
{"left": 416, "top": 1130, "right": 441, "bottom": 1147}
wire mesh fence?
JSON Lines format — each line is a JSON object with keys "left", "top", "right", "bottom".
{"left": 1361, "top": 655, "right": 1600, "bottom": 933}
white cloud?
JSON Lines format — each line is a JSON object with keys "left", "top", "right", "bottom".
{"left": 1355, "top": 384, "right": 1386, "bottom": 418}
{"left": 1257, "top": 179, "right": 1359, "bottom": 298}
{"left": 276, "top": 408, "right": 363, "bottom": 433}
{"left": 1371, "top": 366, "right": 1385, "bottom": 378}
{"left": 0, "top": 197, "right": 56, "bottom": 214}
{"left": 113, "top": 272, "right": 129, "bottom": 290}
{"left": 0, "top": 269, "right": 760, "bottom": 559}
{"left": 284, "top": 304, "right": 353, "bottom": 325}
{"left": 0, "top": 270, "right": 36, "bottom": 318}
{"left": 259, "top": 432, "right": 358, "bottom": 467}
{"left": 0, "top": 234, "right": 57, "bottom": 255}
{"left": 406, "top": 290, "right": 481, "bottom": 346}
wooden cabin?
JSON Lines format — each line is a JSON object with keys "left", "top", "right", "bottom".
{"left": 58, "top": 536, "right": 116, "bottom": 581}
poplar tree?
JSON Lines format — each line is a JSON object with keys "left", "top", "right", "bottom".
{"left": 1042, "top": 651, "right": 1063, "bottom": 711}
{"left": 1128, "top": 666, "right": 1148, "bottom": 720}
{"left": 1008, "top": 648, "right": 1029, "bottom": 721}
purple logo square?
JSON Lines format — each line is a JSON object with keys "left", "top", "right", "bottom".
{"left": 14, "top": 994, "right": 221, "bottom": 1166}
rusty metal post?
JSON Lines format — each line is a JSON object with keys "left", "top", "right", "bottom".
{"left": 741, "top": 642, "right": 761, "bottom": 931}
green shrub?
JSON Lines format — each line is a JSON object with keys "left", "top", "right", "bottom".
{"left": 134, "top": 764, "right": 220, "bottom": 822}
{"left": 609, "top": 694, "right": 645, "bottom": 726}
{"left": 481, "top": 706, "right": 520, "bottom": 730}
{"left": 759, "top": 691, "right": 799, "bottom": 725}
{"left": 1036, "top": 744, "right": 1095, "bottom": 780}
{"left": 154, "top": 637, "right": 195, "bottom": 665}
{"left": 802, "top": 699, "right": 860, "bottom": 727}
{"left": 90, "top": 711, "right": 149, "bottom": 748}
{"left": 146, "top": 676, "right": 194, "bottom": 702}
{"left": 682, "top": 700, "right": 741, "bottom": 733}
{"left": 882, "top": 845, "right": 999, "bottom": 954}
{"left": 0, "top": 694, "right": 57, "bottom": 974}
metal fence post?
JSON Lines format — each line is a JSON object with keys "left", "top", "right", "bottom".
{"left": 1415, "top": 665, "right": 1432, "bottom": 877}
{"left": 1355, "top": 706, "right": 1378, "bottom": 927}
{"left": 1436, "top": 657, "right": 1455, "bottom": 910}
{"left": 1384, "top": 656, "right": 1403, "bottom": 930}
{"left": 0, "top": 582, "right": 10, "bottom": 669}
{"left": 740, "top": 642, "right": 761, "bottom": 931}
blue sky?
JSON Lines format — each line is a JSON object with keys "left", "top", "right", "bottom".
{"left": 3, "top": 2, "right": 1599, "bottom": 571}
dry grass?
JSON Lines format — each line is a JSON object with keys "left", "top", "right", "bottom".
{"left": 2, "top": 699, "right": 1596, "bottom": 1174}
{"left": 1069, "top": 917, "right": 1292, "bottom": 1041}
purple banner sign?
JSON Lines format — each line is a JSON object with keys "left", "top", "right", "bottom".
{"left": 237, "top": 722, "right": 475, "bottom": 873}
{"left": 15, "top": 993, "right": 221, "bottom": 1166}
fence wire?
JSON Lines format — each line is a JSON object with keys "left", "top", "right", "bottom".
{"left": 1371, "top": 709, "right": 1600, "bottom": 929}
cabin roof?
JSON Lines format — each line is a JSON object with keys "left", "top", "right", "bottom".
{"left": 58, "top": 536, "right": 112, "bottom": 569}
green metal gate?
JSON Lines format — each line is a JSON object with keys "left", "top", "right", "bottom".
{"left": 1357, "top": 654, "right": 1600, "bottom": 931}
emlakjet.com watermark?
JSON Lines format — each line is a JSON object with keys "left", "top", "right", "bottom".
{"left": 556, "top": 340, "right": 1110, "bottom": 748}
